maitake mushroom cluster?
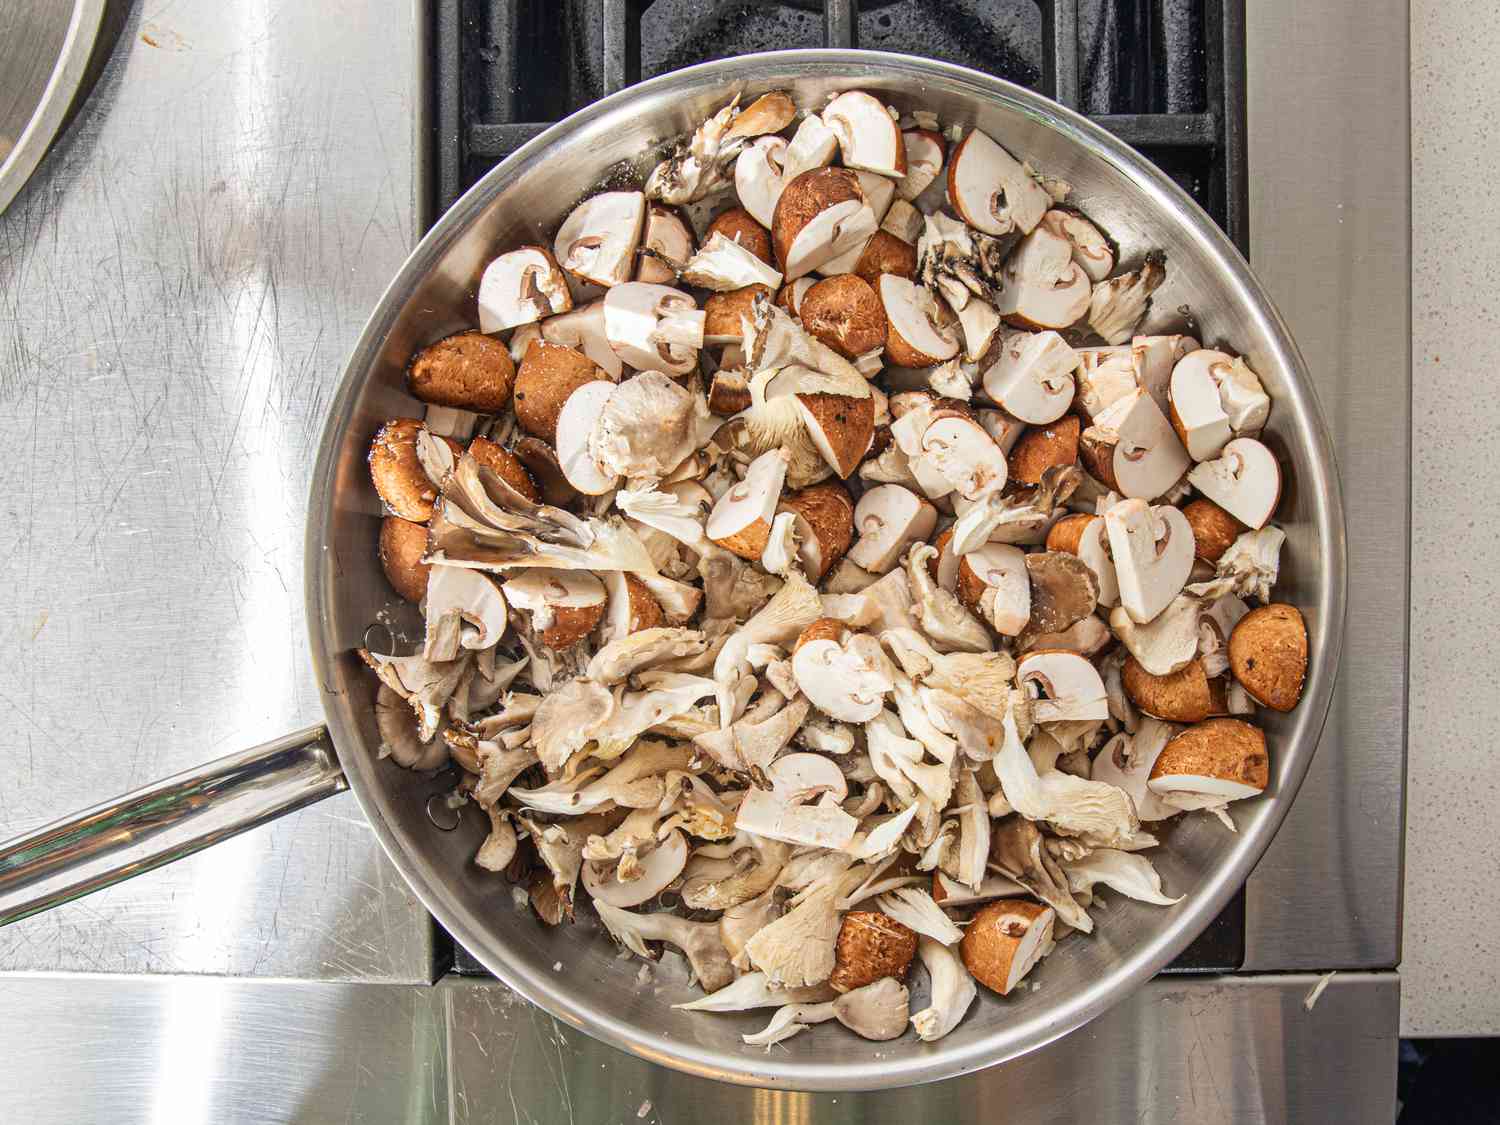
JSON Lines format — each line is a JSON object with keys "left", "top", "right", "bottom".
{"left": 363, "top": 89, "right": 1309, "bottom": 1049}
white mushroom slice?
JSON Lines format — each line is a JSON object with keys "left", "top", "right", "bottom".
{"left": 478, "top": 245, "right": 573, "bottom": 333}
{"left": 977, "top": 408, "right": 1026, "bottom": 454}
{"left": 847, "top": 484, "right": 938, "bottom": 573}
{"left": 792, "top": 634, "right": 894, "bottom": 722}
{"left": 1092, "top": 720, "right": 1176, "bottom": 821}
{"left": 897, "top": 129, "right": 945, "bottom": 201}
{"left": 982, "top": 331, "right": 1077, "bottom": 424}
{"left": 1186, "top": 438, "right": 1281, "bottom": 529}
{"left": 994, "top": 225, "right": 1091, "bottom": 330}
{"left": 946, "top": 128, "right": 1051, "bottom": 236}
{"left": 681, "top": 232, "right": 784, "bottom": 292}
{"left": 1088, "top": 256, "right": 1167, "bottom": 344}
{"left": 554, "top": 381, "right": 621, "bottom": 495}
{"left": 962, "top": 542, "right": 1030, "bottom": 635}
{"left": 1212, "top": 355, "right": 1271, "bottom": 435}
{"left": 824, "top": 91, "right": 905, "bottom": 177}
{"left": 919, "top": 414, "right": 1008, "bottom": 501}
{"left": 581, "top": 830, "right": 689, "bottom": 908}
{"left": 735, "top": 135, "right": 789, "bottom": 229}
{"left": 705, "top": 447, "right": 789, "bottom": 556}
{"left": 1168, "top": 349, "right": 1234, "bottom": 461}
{"left": 878, "top": 275, "right": 959, "bottom": 366}
{"left": 541, "top": 299, "right": 623, "bottom": 379}
{"left": 602, "top": 282, "right": 704, "bottom": 376}
{"left": 953, "top": 298, "right": 1001, "bottom": 363}
{"left": 1038, "top": 209, "right": 1115, "bottom": 283}
{"left": 1083, "top": 389, "right": 1191, "bottom": 500}
{"left": 423, "top": 566, "right": 508, "bottom": 661}
{"left": 1108, "top": 592, "right": 1200, "bottom": 675}
{"left": 1016, "top": 650, "right": 1109, "bottom": 722}
{"left": 553, "top": 190, "right": 646, "bottom": 288}
{"left": 880, "top": 198, "right": 925, "bottom": 244}
{"left": 1074, "top": 345, "right": 1136, "bottom": 421}
{"left": 1131, "top": 333, "right": 1199, "bottom": 417}
{"left": 780, "top": 187, "right": 879, "bottom": 281}
{"left": 781, "top": 113, "right": 840, "bottom": 183}
{"left": 1104, "top": 499, "right": 1195, "bottom": 625}
{"left": 636, "top": 204, "right": 695, "bottom": 284}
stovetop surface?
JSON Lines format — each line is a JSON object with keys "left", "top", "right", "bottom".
{"left": 432, "top": 0, "right": 1248, "bottom": 978}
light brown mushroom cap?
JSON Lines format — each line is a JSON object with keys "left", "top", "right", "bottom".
{"left": 1007, "top": 415, "right": 1081, "bottom": 485}
{"left": 853, "top": 229, "right": 919, "bottom": 285}
{"left": 707, "top": 207, "right": 774, "bottom": 266}
{"left": 502, "top": 568, "right": 607, "bottom": 649}
{"left": 369, "top": 419, "right": 461, "bottom": 522}
{"left": 1182, "top": 498, "right": 1242, "bottom": 563}
{"left": 703, "top": 284, "right": 773, "bottom": 345}
{"left": 877, "top": 274, "right": 960, "bottom": 367}
{"left": 829, "top": 911, "right": 917, "bottom": 993}
{"left": 467, "top": 436, "right": 540, "bottom": 503}
{"left": 1228, "top": 603, "right": 1307, "bottom": 712}
{"left": 1149, "top": 718, "right": 1269, "bottom": 794}
{"left": 961, "top": 899, "right": 1055, "bottom": 995}
{"left": 1123, "top": 656, "right": 1214, "bottom": 722}
{"left": 512, "top": 339, "right": 609, "bottom": 443}
{"left": 378, "top": 516, "right": 431, "bottom": 603}
{"left": 799, "top": 275, "right": 888, "bottom": 359}
{"left": 778, "top": 481, "right": 856, "bottom": 580}
{"left": 708, "top": 367, "right": 753, "bottom": 416}
{"left": 407, "top": 330, "right": 518, "bottom": 413}
{"left": 772, "top": 167, "right": 868, "bottom": 279}
{"left": 796, "top": 391, "right": 876, "bottom": 479}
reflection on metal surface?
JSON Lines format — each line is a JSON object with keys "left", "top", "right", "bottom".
{"left": 0, "top": 0, "right": 431, "bottom": 981}
{"left": 0, "top": 972, "right": 1397, "bottom": 1123}
{"left": 1242, "top": 0, "right": 1408, "bottom": 971}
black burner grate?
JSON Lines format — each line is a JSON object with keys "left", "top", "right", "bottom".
{"left": 432, "top": 0, "right": 1248, "bottom": 978}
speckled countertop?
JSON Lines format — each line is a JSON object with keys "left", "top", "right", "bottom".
{"left": 1403, "top": 2, "right": 1499, "bottom": 1036}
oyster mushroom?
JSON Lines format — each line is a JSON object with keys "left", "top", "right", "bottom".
{"left": 478, "top": 245, "right": 573, "bottom": 332}
{"left": 500, "top": 567, "right": 606, "bottom": 649}
{"left": 1185, "top": 437, "right": 1282, "bottom": 530}
{"left": 1039, "top": 209, "right": 1115, "bottom": 283}
{"left": 982, "top": 330, "right": 1077, "bottom": 425}
{"left": 906, "top": 543, "right": 992, "bottom": 653}
{"left": 1212, "top": 354, "right": 1272, "bottom": 435}
{"left": 602, "top": 282, "right": 705, "bottom": 377}
{"left": 735, "top": 134, "right": 789, "bottom": 229}
{"left": 693, "top": 693, "right": 811, "bottom": 774}
{"left": 1103, "top": 498, "right": 1195, "bottom": 624}
{"left": 772, "top": 168, "right": 878, "bottom": 280}
{"left": 741, "top": 977, "right": 910, "bottom": 1046}
{"left": 681, "top": 231, "right": 784, "bottom": 292}
{"left": 675, "top": 970, "right": 831, "bottom": 1013}
{"left": 995, "top": 225, "right": 1091, "bottom": 330}
{"left": 644, "top": 96, "right": 748, "bottom": 206}
{"left": 592, "top": 899, "right": 735, "bottom": 993}
{"left": 1024, "top": 550, "right": 1100, "bottom": 635}
{"left": 744, "top": 863, "right": 867, "bottom": 988}
{"left": 636, "top": 203, "right": 695, "bottom": 284}
{"left": 877, "top": 274, "right": 960, "bottom": 367}
{"left": 946, "top": 128, "right": 1051, "bottom": 236}
{"left": 910, "top": 937, "right": 978, "bottom": 1041}
{"left": 375, "top": 684, "right": 448, "bottom": 770}
{"left": 1109, "top": 592, "right": 1201, "bottom": 676}
{"left": 588, "top": 369, "right": 709, "bottom": 482}
{"left": 1088, "top": 255, "right": 1167, "bottom": 344}
{"left": 553, "top": 190, "right": 646, "bottom": 287}
{"left": 960, "top": 899, "right": 1055, "bottom": 995}
{"left": 681, "top": 835, "right": 791, "bottom": 911}
{"left": 823, "top": 90, "right": 905, "bottom": 176}
{"left": 1079, "top": 390, "right": 1191, "bottom": 500}
{"left": 1074, "top": 345, "right": 1137, "bottom": 421}
{"left": 1186, "top": 525, "right": 1286, "bottom": 603}
{"left": 1062, "top": 848, "right": 1181, "bottom": 906}
{"left": 847, "top": 484, "right": 938, "bottom": 574}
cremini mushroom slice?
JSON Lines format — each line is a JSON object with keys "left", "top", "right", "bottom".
{"left": 826, "top": 910, "right": 918, "bottom": 994}
{"left": 1228, "top": 603, "right": 1307, "bottom": 711}
{"left": 775, "top": 274, "right": 817, "bottom": 318}
{"left": 1168, "top": 348, "right": 1235, "bottom": 461}
{"left": 423, "top": 566, "right": 508, "bottom": 661}
{"left": 500, "top": 568, "right": 607, "bottom": 649}
{"left": 1019, "top": 612, "right": 1112, "bottom": 657}
{"left": 468, "top": 436, "right": 540, "bottom": 502}
{"left": 478, "top": 245, "right": 573, "bottom": 332}
{"left": 1045, "top": 512, "right": 1120, "bottom": 607}
{"left": 681, "top": 231, "right": 784, "bottom": 292}
{"left": 1122, "top": 655, "right": 1215, "bottom": 722}
{"left": 553, "top": 190, "right": 646, "bottom": 288}
{"left": 1182, "top": 497, "right": 1243, "bottom": 563}
{"left": 554, "top": 380, "right": 621, "bottom": 495}
{"left": 1185, "top": 437, "right": 1282, "bottom": 529}
{"left": 1092, "top": 720, "right": 1177, "bottom": 821}
{"left": 995, "top": 224, "right": 1091, "bottom": 330}
{"left": 705, "top": 446, "right": 790, "bottom": 559}
{"left": 1007, "top": 414, "right": 1082, "bottom": 488}
{"left": 1103, "top": 498, "right": 1195, "bottom": 624}
{"left": 510, "top": 435, "right": 580, "bottom": 508}
{"left": 880, "top": 197, "right": 926, "bottom": 244}
{"left": 369, "top": 419, "right": 460, "bottom": 522}
{"left": 636, "top": 203, "right": 696, "bottom": 284}
{"left": 540, "top": 299, "right": 623, "bottom": 379}
{"left": 1039, "top": 208, "right": 1115, "bottom": 283}
{"left": 982, "top": 330, "right": 1077, "bottom": 425}
{"left": 946, "top": 128, "right": 1051, "bottom": 236}
{"left": 778, "top": 481, "right": 856, "bottom": 581}
{"left": 1079, "top": 389, "right": 1191, "bottom": 500}
{"left": 1088, "top": 254, "right": 1167, "bottom": 344}
{"left": 772, "top": 167, "right": 879, "bottom": 280}
{"left": 919, "top": 411, "right": 1009, "bottom": 502}
{"left": 897, "top": 128, "right": 945, "bottom": 201}
{"left": 961, "top": 899, "right": 1055, "bottom": 995}
{"left": 823, "top": 90, "right": 906, "bottom": 176}
{"left": 878, "top": 274, "right": 960, "bottom": 366}
{"left": 847, "top": 483, "right": 938, "bottom": 573}
{"left": 408, "top": 331, "right": 518, "bottom": 415}
{"left": 706, "top": 206, "right": 775, "bottom": 264}
{"left": 1131, "top": 333, "right": 1199, "bottom": 416}
{"left": 1017, "top": 650, "right": 1109, "bottom": 723}
{"left": 1147, "top": 718, "right": 1269, "bottom": 828}
{"left": 735, "top": 134, "right": 790, "bottom": 230}
{"left": 602, "top": 281, "right": 705, "bottom": 376}
{"left": 799, "top": 274, "right": 888, "bottom": 359}
{"left": 598, "top": 572, "right": 667, "bottom": 643}
{"left": 955, "top": 541, "right": 1030, "bottom": 635}
{"left": 512, "top": 339, "right": 609, "bottom": 443}
{"left": 782, "top": 112, "right": 841, "bottom": 183}
{"left": 1109, "top": 592, "right": 1201, "bottom": 676}
{"left": 1073, "top": 345, "right": 1136, "bottom": 421}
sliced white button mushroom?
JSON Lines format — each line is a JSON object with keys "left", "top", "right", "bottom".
{"left": 1168, "top": 349, "right": 1235, "bottom": 461}
{"left": 780, "top": 113, "right": 840, "bottom": 183}
{"left": 1131, "top": 333, "right": 1199, "bottom": 417}
{"left": 735, "top": 134, "right": 789, "bottom": 229}
{"left": 553, "top": 190, "right": 646, "bottom": 288}
{"left": 706, "top": 447, "right": 790, "bottom": 559}
{"left": 982, "top": 330, "right": 1077, "bottom": 424}
{"left": 1046, "top": 513, "right": 1120, "bottom": 607}
{"left": 994, "top": 225, "right": 1091, "bottom": 330}
{"left": 945, "top": 128, "right": 1051, "bottom": 236}
{"left": 791, "top": 633, "right": 895, "bottom": 722}
{"left": 823, "top": 90, "right": 905, "bottom": 177}
{"left": 959, "top": 542, "right": 1030, "bottom": 635}
{"left": 1038, "top": 208, "right": 1115, "bottom": 283}
{"left": 896, "top": 128, "right": 945, "bottom": 201}
{"left": 554, "top": 380, "right": 621, "bottom": 495}
{"left": 1091, "top": 720, "right": 1177, "bottom": 821}
{"left": 602, "top": 282, "right": 704, "bottom": 376}
{"left": 847, "top": 483, "right": 938, "bottom": 573}
{"left": 1016, "top": 650, "right": 1109, "bottom": 722}
{"left": 478, "top": 245, "right": 574, "bottom": 333}
{"left": 918, "top": 412, "right": 1008, "bottom": 501}
{"left": 1081, "top": 389, "right": 1190, "bottom": 500}
{"left": 636, "top": 203, "right": 695, "bottom": 285}
{"left": 1073, "top": 345, "right": 1136, "bottom": 421}
{"left": 767, "top": 752, "right": 849, "bottom": 802}
{"left": 681, "top": 231, "right": 784, "bottom": 292}
{"left": 1185, "top": 437, "right": 1281, "bottom": 529}
{"left": 877, "top": 274, "right": 959, "bottom": 366}
{"left": 773, "top": 169, "right": 879, "bottom": 280}
{"left": 1103, "top": 498, "right": 1195, "bottom": 624}
{"left": 880, "top": 197, "right": 925, "bottom": 244}
{"left": 541, "top": 299, "right": 623, "bottom": 379}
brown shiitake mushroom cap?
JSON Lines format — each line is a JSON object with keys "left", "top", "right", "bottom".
{"left": 369, "top": 419, "right": 461, "bottom": 522}
{"left": 468, "top": 436, "right": 540, "bottom": 502}
{"left": 1123, "top": 655, "right": 1213, "bottom": 722}
{"left": 1182, "top": 498, "right": 1242, "bottom": 563}
{"left": 707, "top": 207, "right": 775, "bottom": 266}
{"left": 1228, "top": 603, "right": 1307, "bottom": 712}
{"left": 829, "top": 910, "right": 917, "bottom": 993}
{"left": 704, "top": 284, "right": 772, "bottom": 341}
{"left": 407, "top": 330, "right": 517, "bottom": 413}
{"left": 1150, "top": 718, "right": 1269, "bottom": 791}
{"left": 1008, "top": 415, "right": 1081, "bottom": 485}
{"left": 378, "top": 516, "right": 431, "bottom": 602}
{"left": 513, "top": 339, "right": 609, "bottom": 443}
{"left": 799, "top": 275, "right": 888, "bottom": 359}
{"left": 853, "top": 229, "right": 919, "bottom": 285}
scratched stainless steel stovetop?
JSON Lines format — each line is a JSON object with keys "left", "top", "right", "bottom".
{"left": 0, "top": 1, "right": 1406, "bottom": 1121}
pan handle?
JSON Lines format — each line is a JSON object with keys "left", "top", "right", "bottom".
{"left": 0, "top": 726, "right": 346, "bottom": 927}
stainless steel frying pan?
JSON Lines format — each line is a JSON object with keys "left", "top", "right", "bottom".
{"left": 0, "top": 51, "right": 1346, "bottom": 1091}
